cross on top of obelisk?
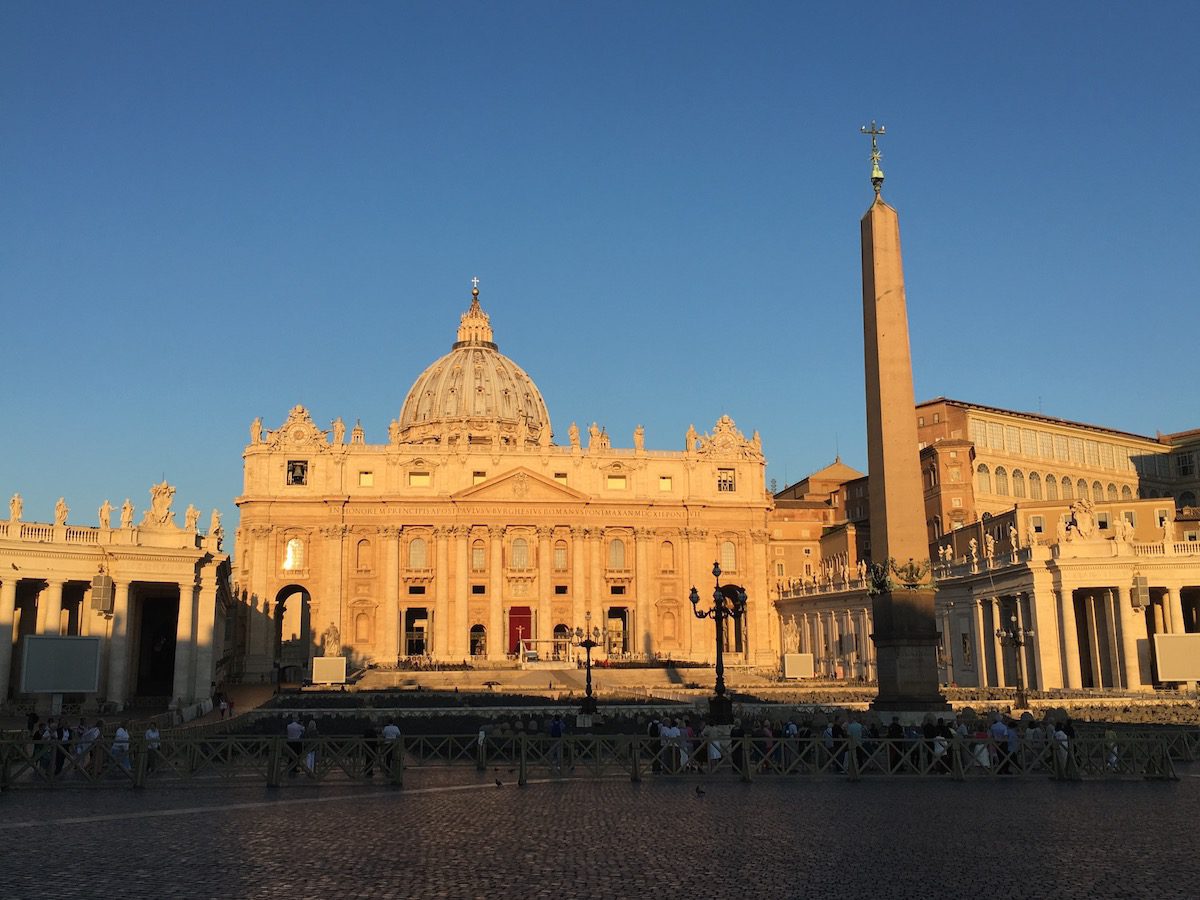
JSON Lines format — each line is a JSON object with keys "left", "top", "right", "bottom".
{"left": 860, "top": 120, "right": 886, "bottom": 195}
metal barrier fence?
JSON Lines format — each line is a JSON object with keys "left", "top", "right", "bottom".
{"left": 0, "top": 731, "right": 1179, "bottom": 790}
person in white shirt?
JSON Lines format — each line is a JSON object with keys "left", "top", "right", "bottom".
{"left": 144, "top": 723, "right": 161, "bottom": 774}
{"left": 113, "top": 721, "right": 132, "bottom": 772}
{"left": 381, "top": 720, "right": 401, "bottom": 775}
{"left": 286, "top": 716, "right": 304, "bottom": 776}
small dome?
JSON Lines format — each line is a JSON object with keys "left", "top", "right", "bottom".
{"left": 396, "top": 287, "right": 552, "bottom": 447}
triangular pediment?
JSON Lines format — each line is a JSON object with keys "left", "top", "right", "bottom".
{"left": 451, "top": 467, "right": 589, "bottom": 502}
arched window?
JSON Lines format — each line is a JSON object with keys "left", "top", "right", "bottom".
{"left": 553, "top": 624, "right": 570, "bottom": 660}
{"left": 355, "top": 612, "right": 370, "bottom": 643}
{"left": 1012, "top": 470, "right": 1026, "bottom": 498}
{"left": 977, "top": 464, "right": 992, "bottom": 494}
{"left": 1045, "top": 474, "right": 1058, "bottom": 500}
{"left": 1181, "top": 490, "right": 1197, "bottom": 507}
{"left": 1029, "top": 472, "right": 1042, "bottom": 500}
{"left": 660, "top": 540, "right": 675, "bottom": 572}
{"left": 511, "top": 537, "right": 529, "bottom": 569}
{"left": 720, "top": 540, "right": 737, "bottom": 571}
{"left": 932, "top": 515, "right": 943, "bottom": 538}
{"left": 1092, "top": 481, "right": 1103, "bottom": 502}
{"left": 1061, "top": 476, "right": 1073, "bottom": 499}
{"left": 409, "top": 537, "right": 427, "bottom": 569}
{"left": 282, "top": 537, "right": 304, "bottom": 571}
{"left": 1121, "top": 485, "right": 1133, "bottom": 500}
{"left": 469, "top": 624, "right": 487, "bottom": 656}
{"left": 608, "top": 538, "right": 626, "bottom": 569}
{"left": 553, "top": 540, "right": 568, "bottom": 572}
{"left": 1077, "top": 479, "right": 1088, "bottom": 500}
{"left": 994, "top": 467, "right": 1009, "bottom": 496}
{"left": 471, "top": 539, "right": 486, "bottom": 572}
{"left": 1107, "top": 483, "right": 1118, "bottom": 501}
{"left": 356, "top": 539, "right": 373, "bottom": 572}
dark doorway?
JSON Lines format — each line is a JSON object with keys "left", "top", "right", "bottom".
{"left": 404, "top": 607, "right": 429, "bottom": 656}
{"left": 136, "top": 599, "right": 178, "bottom": 697}
{"left": 275, "top": 585, "right": 312, "bottom": 683}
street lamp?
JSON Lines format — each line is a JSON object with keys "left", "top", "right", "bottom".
{"left": 568, "top": 611, "right": 602, "bottom": 715}
{"left": 690, "top": 561, "right": 748, "bottom": 725}
{"left": 995, "top": 612, "right": 1035, "bottom": 709}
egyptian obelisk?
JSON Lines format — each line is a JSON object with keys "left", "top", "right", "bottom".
{"left": 859, "top": 123, "right": 947, "bottom": 713}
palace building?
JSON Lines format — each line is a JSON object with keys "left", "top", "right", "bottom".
{"left": 232, "top": 286, "right": 775, "bottom": 680}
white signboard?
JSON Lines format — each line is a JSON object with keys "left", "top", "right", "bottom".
{"left": 311, "top": 655, "right": 347, "bottom": 684}
{"left": 1153, "top": 634, "right": 1200, "bottom": 681}
{"left": 20, "top": 636, "right": 102, "bottom": 693}
{"left": 782, "top": 652, "right": 815, "bottom": 679}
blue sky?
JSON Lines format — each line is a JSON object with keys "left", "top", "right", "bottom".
{"left": 4, "top": 2, "right": 1197, "bottom": 548}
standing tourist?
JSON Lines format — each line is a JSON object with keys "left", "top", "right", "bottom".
{"left": 286, "top": 716, "right": 304, "bottom": 776}
{"left": 113, "top": 721, "right": 132, "bottom": 772}
{"left": 145, "top": 722, "right": 161, "bottom": 774}
{"left": 381, "top": 718, "right": 401, "bottom": 777}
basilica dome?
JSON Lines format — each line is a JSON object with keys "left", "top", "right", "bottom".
{"left": 396, "top": 287, "right": 552, "bottom": 447}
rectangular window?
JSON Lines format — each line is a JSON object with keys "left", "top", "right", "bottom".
{"left": 358, "top": 471, "right": 374, "bottom": 487}
{"left": 553, "top": 472, "right": 568, "bottom": 484}
{"left": 1039, "top": 433, "right": 1054, "bottom": 458}
{"left": 1100, "top": 443, "right": 1115, "bottom": 469}
{"left": 1122, "top": 511, "right": 1136, "bottom": 527}
{"left": 1176, "top": 452, "right": 1196, "bottom": 477}
{"left": 717, "top": 468, "right": 736, "bottom": 492}
{"left": 1021, "top": 429, "right": 1037, "bottom": 457}
{"left": 1068, "top": 438, "right": 1084, "bottom": 463}
{"left": 409, "top": 471, "right": 431, "bottom": 487}
{"left": 918, "top": 416, "right": 925, "bottom": 427}
{"left": 471, "top": 546, "right": 486, "bottom": 572}
{"left": 1157, "top": 509, "right": 1171, "bottom": 527}
{"left": 1005, "top": 426, "right": 1020, "bottom": 454}
{"left": 1031, "top": 515, "right": 1044, "bottom": 534}
{"left": 407, "top": 585, "right": 426, "bottom": 595}
{"left": 471, "top": 584, "right": 486, "bottom": 595}
{"left": 287, "top": 460, "right": 308, "bottom": 486}
{"left": 1186, "top": 531, "right": 1198, "bottom": 543}
{"left": 473, "top": 471, "right": 487, "bottom": 485}
{"left": 610, "top": 585, "right": 625, "bottom": 596}
{"left": 1054, "top": 435, "right": 1069, "bottom": 461}
{"left": 553, "top": 545, "right": 567, "bottom": 571}
{"left": 1096, "top": 512, "right": 1110, "bottom": 530}
{"left": 659, "top": 476, "right": 672, "bottom": 491}
{"left": 775, "top": 562, "right": 785, "bottom": 576}
{"left": 969, "top": 419, "right": 987, "bottom": 448}
{"left": 933, "top": 413, "right": 940, "bottom": 424}
{"left": 1085, "top": 440, "right": 1100, "bottom": 467}
{"left": 803, "top": 548, "right": 812, "bottom": 556}
{"left": 607, "top": 475, "right": 627, "bottom": 490}
{"left": 987, "top": 423, "right": 1004, "bottom": 449}
{"left": 554, "top": 584, "right": 568, "bottom": 595}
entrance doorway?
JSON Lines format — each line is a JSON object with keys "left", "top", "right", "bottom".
{"left": 508, "top": 606, "right": 532, "bottom": 654}
{"left": 469, "top": 624, "right": 487, "bottom": 657}
{"left": 404, "top": 608, "right": 429, "bottom": 656}
{"left": 275, "top": 585, "right": 312, "bottom": 682}
{"left": 606, "top": 608, "right": 628, "bottom": 655}
{"left": 135, "top": 598, "right": 178, "bottom": 697}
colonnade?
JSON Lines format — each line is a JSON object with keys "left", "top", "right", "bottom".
{"left": 0, "top": 575, "right": 217, "bottom": 707}
{"left": 789, "top": 605, "right": 875, "bottom": 681}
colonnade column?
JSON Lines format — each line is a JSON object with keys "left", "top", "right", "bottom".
{"left": 859, "top": 608, "right": 874, "bottom": 681}
{"left": 1164, "top": 585, "right": 1185, "bottom": 635}
{"left": 570, "top": 527, "right": 586, "bottom": 636}
{"left": 633, "top": 528, "right": 651, "bottom": 658}
{"left": 1084, "top": 594, "right": 1104, "bottom": 688}
{"left": 991, "top": 597, "right": 1007, "bottom": 687}
{"left": 107, "top": 582, "right": 131, "bottom": 705}
{"left": 434, "top": 527, "right": 450, "bottom": 658}
{"left": 173, "top": 579, "right": 197, "bottom": 704}
{"left": 487, "top": 526, "right": 505, "bottom": 660}
{"left": 452, "top": 526, "right": 469, "bottom": 659}
{"left": 1059, "top": 588, "right": 1082, "bottom": 689}
{"left": 381, "top": 526, "right": 400, "bottom": 665}
{"left": 1014, "top": 593, "right": 1036, "bottom": 690}
{"left": 194, "top": 568, "right": 218, "bottom": 700}
{"left": 973, "top": 597, "right": 990, "bottom": 688}
{"left": 1117, "top": 584, "right": 1149, "bottom": 691}
{"left": 38, "top": 580, "right": 66, "bottom": 635}
{"left": 0, "top": 578, "right": 17, "bottom": 700}
{"left": 1026, "top": 579, "right": 1061, "bottom": 689}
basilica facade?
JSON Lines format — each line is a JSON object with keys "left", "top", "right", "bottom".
{"left": 233, "top": 286, "right": 775, "bottom": 679}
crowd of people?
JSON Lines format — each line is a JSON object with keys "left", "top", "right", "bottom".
{"left": 23, "top": 713, "right": 161, "bottom": 779}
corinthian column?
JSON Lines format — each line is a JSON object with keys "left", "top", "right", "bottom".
{"left": 537, "top": 526, "right": 554, "bottom": 645}
{"left": 570, "top": 527, "right": 586, "bottom": 632}
{"left": 633, "top": 527, "right": 652, "bottom": 657}
{"left": 173, "top": 579, "right": 197, "bottom": 704}
{"left": 434, "top": 526, "right": 450, "bottom": 658}
{"left": 488, "top": 526, "right": 505, "bottom": 660}
{"left": 452, "top": 526, "right": 469, "bottom": 659}
{"left": 380, "top": 526, "right": 401, "bottom": 666}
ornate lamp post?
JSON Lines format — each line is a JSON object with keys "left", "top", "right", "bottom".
{"left": 690, "top": 562, "right": 748, "bottom": 725}
{"left": 995, "top": 612, "right": 1035, "bottom": 709}
{"left": 568, "top": 611, "right": 602, "bottom": 715}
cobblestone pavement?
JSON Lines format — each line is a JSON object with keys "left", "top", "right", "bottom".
{"left": 1, "top": 766, "right": 1196, "bottom": 900}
